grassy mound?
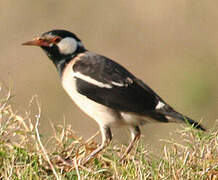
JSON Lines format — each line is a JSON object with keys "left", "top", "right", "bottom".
{"left": 0, "top": 89, "right": 217, "bottom": 179}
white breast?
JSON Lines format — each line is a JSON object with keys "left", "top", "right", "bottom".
{"left": 61, "top": 60, "right": 123, "bottom": 127}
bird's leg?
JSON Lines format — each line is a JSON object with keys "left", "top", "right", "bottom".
{"left": 82, "top": 125, "right": 112, "bottom": 165}
{"left": 120, "top": 126, "right": 141, "bottom": 161}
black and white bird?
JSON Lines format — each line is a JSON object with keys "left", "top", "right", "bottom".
{"left": 23, "top": 30, "right": 205, "bottom": 163}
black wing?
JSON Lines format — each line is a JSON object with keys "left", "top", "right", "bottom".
{"left": 73, "top": 52, "right": 160, "bottom": 113}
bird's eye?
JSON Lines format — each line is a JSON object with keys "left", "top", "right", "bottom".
{"left": 52, "top": 36, "right": 61, "bottom": 43}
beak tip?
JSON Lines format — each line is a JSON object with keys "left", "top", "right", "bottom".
{"left": 21, "top": 38, "right": 50, "bottom": 47}
{"left": 22, "top": 41, "right": 33, "bottom": 46}
{"left": 22, "top": 42, "right": 27, "bottom": 46}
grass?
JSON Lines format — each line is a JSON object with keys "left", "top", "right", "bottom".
{"left": 0, "top": 88, "right": 217, "bottom": 180}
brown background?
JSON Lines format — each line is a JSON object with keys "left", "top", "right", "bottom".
{"left": 0, "top": 1, "right": 217, "bottom": 151}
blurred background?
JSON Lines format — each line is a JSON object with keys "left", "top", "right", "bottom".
{"left": 0, "top": 0, "right": 217, "bottom": 152}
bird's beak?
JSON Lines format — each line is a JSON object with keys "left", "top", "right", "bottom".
{"left": 22, "top": 37, "right": 51, "bottom": 47}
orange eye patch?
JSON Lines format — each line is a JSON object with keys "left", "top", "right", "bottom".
{"left": 52, "top": 36, "right": 62, "bottom": 43}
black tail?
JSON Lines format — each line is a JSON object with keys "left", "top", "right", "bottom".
{"left": 156, "top": 107, "right": 206, "bottom": 131}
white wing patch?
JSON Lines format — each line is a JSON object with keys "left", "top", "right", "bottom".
{"left": 111, "top": 77, "right": 133, "bottom": 87}
{"left": 72, "top": 72, "right": 113, "bottom": 88}
{"left": 156, "top": 101, "right": 165, "bottom": 109}
{"left": 111, "top": 81, "right": 125, "bottom": 87}
{"left": 72, "top": 72, "right": 131, "bottom": 88}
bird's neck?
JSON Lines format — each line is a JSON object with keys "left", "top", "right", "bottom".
{"left": 55, "top": 58, "right": 70, "bottom": 77}
{"left": 51, "top": 48, "right": 87, "bottom": 77}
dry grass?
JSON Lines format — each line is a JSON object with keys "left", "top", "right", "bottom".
{"left": 0, "top": 88, "right": 217, "bottom": 180}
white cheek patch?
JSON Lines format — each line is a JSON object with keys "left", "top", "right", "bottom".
{"left": 57, "top": 37, "right": 78, "bottom": 55}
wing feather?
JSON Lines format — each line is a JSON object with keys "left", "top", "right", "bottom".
{"left": 73, "top": 52, "right": 159, "bottom": 113}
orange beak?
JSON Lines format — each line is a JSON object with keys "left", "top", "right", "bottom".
{"left": 22, "top": 37, "right": 51, "bottom": 47}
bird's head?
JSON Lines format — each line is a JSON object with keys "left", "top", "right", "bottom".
{"left": 22, "top": 30, "right": 85, "bottom": 65}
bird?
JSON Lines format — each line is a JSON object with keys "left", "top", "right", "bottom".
{"left": 22, "top": 29, "right": 205, "bottom": 164}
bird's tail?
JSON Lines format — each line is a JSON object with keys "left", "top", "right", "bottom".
{"left": 155, "top": 106, "right": 206, "bottom": 131}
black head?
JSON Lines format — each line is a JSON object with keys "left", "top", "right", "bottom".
{"left": 22, "top": 30, "right": 86, "bottom": 68}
